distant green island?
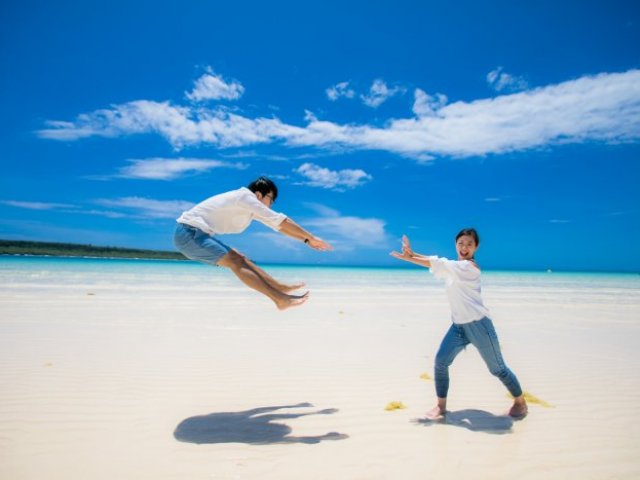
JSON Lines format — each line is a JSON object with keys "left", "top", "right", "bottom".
{"left": 0, "top": 240, "right": 187, "bottom": 260}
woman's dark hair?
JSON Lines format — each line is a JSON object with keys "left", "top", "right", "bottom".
{"left": 455, "top": 228, "right": 480, "bottom": 246}
{"left": 247, "top": 176, "right": 278, "bottom": 201}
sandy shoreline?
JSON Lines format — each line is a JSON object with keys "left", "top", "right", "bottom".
{"left": 1, "top": 264, "right": 639, "bottom": 479}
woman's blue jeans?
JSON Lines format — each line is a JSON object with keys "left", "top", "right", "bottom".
{"left": 434, "top": 317, "right": 523, "bottom": 399}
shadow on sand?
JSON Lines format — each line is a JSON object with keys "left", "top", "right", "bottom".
{"left": 413, "top": 409, "right": 514, "bottom": 434}
{"left": 174, "top": 402, "right": 349, "bottom": 445}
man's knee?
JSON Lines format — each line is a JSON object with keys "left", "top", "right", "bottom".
{"left": 218, "top": 249, "right": 246, "bottom": 269}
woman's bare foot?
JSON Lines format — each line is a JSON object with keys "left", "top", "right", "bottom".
{"left": 508, "top": 398, "right": 528, "bottom": 419}
{"left": 276, "top": 291, "right": 310, "bottom": 310}
{"left": 424, "top": 405, "right": 446, "bottom": 421}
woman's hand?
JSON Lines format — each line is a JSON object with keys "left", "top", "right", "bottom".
{"left": 390, "top": 234, "right": 414, "bottom": 261}
{"left": 389, "top": 250, "right": 410, "bottom": 260}
{"left": 401, "top": 235, "right": 414, "bottom": 256}
{"left": 390, "top": 235, "right": 432, "bottom": 267}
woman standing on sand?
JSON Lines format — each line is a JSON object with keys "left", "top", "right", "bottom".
{"left": 390, "top": 228, "right": 528, "bottom": 419}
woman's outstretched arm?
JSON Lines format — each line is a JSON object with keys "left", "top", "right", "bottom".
{"left": 389, "top": 235, "right": 432, "bottom": 268}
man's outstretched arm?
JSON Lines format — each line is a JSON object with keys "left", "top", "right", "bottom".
{"left": 278, "top": 218, "right": 333, "bottom": 251}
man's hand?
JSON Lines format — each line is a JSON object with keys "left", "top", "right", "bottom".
{"left": 307, "top": 237, "right": 333, "bottom": 251}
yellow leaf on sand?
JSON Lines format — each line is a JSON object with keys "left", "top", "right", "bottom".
{"left": 419, "top": 372, "right": 431, "bottom": 381}
{"left": 385, "top": 401, "right": 407, "bottom": 411}
{"left": 508, "top": 391, "right": 553, "bottom": 408}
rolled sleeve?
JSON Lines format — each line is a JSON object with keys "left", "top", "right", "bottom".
{"left": 259, "top": 211, "right": 287, "bottom": 231}
{"left": 238, "top": 191, "right": 287, "bottom": 231}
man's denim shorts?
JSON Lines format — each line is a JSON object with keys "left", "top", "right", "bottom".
{"left": 173, "top": 223, "right": 231, "bottom": 266}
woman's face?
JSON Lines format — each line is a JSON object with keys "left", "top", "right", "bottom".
{"left": 456, "top": 235, "right": 478, "bottom": 261}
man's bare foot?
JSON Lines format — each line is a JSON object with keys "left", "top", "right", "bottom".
{"left": 279, "top": 281, "right": 306, "bottom": 293}
{"left": 424, "top": 405, "right": 446, "bottom": 421}
{"left": 508, "top": 401, "right": 528, "bottom": 419}
{"left": 276, "top": 291, "right": 310, "bottom": 310}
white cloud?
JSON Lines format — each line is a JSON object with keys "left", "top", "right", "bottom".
{"left": 249, "top": 206, "right": 390, "bottom": 253}
{"left": 1, "top": 197, "right": 192, "bottom": 220}
{"left": 1, "top": 200, "right": 75, "bottom": 210}
{"left": 38, "top": 100, "right": 189, "bottom": 142}
{"left": 82, "top": 209, "right": 131, "bottom": 219}
{"left": 265, "top": 203, "right": 390, "bottom": 250}
{"left": 186, "top": 68, "right": 245, "bottom": 101}
{"left": 302, "top": 202, "right": 341, "bottom": 217}
{"left": 38, "top": 69, "right": 640, "bottom": 159}
{"left": 304, "top": 214, "right": 388, "bottom": 248}
{"left": 118, "top": 157, "right": 247, "bottom": 180}
{"left": 360, "top": 79, "right": 405, "bottom": 108}
{"left": 38, "top": 100, "right": 302, "bottom": 149}
{"left": 1, "top": 200, "right": 133, "bottom": 219}
{"left": 252, "top": 231, "right": 302, "bottom": 251}
{"left": 412, "top": 89, "right": 447, "bottom": 117}
{"left": 326, "top": 81, "right": 355, "bottom": 101}
{"left": 231, "top": 203, "right": 390, "bottom": 252}
{"left": 295, "top": 163, "right": 372, "bottom": 190}
{"left": 95, "top": 197, "right": 194, "bottom": 219}
{"left": 487, "top": 67, "right": 528, "bottom": 92}
{"left": 0, "top": 220, "right": 137, "bottom": 246}
{"left": 327, "top": 79, "right": 404, "bottom": 106}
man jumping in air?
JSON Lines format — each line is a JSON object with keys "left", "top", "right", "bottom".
{"left": 174, "top": 176, "right": 332, "bottom": 310}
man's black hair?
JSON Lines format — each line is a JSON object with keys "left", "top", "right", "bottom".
{"left": 247, "top": 176, "right": 278, "bottom": 201}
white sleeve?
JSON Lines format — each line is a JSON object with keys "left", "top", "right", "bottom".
{"left": 237, "top": 191, "right": 287, "bottom": 231}
{"left": 428, "top": 256, "right": 454, "bottom": 280}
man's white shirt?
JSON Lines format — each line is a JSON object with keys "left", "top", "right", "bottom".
{"left": 177, "top": 187, "right": 287, "bottom": 235}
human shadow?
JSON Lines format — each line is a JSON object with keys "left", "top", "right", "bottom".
{"left": 413, "top": 409, "right": 513, "bottom": 434}
{"left": 174, "top": 402, "right": 349, "bottom": 445}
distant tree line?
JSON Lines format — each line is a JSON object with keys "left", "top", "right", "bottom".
{"left": 0, "top": 240, "right": 187, "bottom": 260}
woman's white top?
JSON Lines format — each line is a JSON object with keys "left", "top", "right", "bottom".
{"left": 177, "top": 187, "right": 287, "bottom": 235}
{"left": 428, "top": 256, "right": 490, "bottom": 324}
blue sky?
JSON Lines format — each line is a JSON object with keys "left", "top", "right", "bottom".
{"left": 1, "top": 0, "right": 639, "bottom": 271}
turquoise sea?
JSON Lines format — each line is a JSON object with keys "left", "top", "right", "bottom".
{"left": 1, "top": 255, "right": 639, "bottom": 295}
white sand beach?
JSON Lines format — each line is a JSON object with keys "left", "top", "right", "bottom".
{"left": 1, "top": 259, "right": 639, "bottom": 479}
